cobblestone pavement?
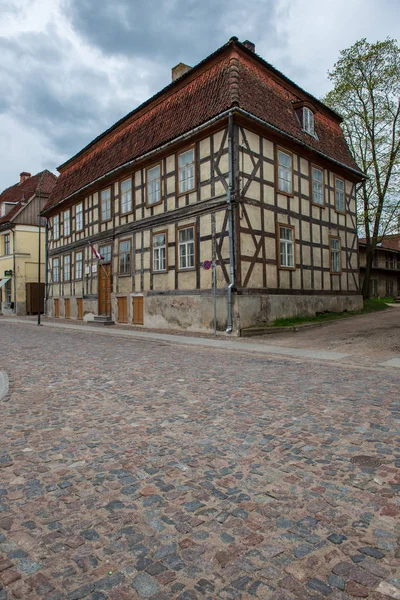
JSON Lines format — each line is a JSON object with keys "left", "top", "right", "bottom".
{"left": 0, "top": 322, "right": 399, "bottom": 600}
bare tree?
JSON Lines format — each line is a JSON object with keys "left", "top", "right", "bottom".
{"left": 324, "top": 38, "right": 400, "bottom": 298}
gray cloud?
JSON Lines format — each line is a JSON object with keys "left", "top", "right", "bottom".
{"left": 0, "top": 0, "right": 399, "bottom": 189}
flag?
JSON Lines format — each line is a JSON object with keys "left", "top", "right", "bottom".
{"left": 89, "top": 244, "right": 104, "bottom": 260}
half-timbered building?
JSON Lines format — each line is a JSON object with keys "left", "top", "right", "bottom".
{"left": 42, "top": 37, "right": 364, "bottom": 333}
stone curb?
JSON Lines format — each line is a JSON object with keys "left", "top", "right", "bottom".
{"left": 0, "top": 371, "right": 9, "bottom": 401}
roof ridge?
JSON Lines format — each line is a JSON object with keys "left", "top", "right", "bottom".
{"left": 228, "top": 54, "right": 240, "bottom": 107}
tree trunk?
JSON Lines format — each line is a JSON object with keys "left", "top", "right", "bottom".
{"left": 361, "top": 244, "right": 374, "bottom": 299}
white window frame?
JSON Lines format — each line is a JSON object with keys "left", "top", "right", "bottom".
{"left": 101, "top": 188, "right": 111, "bottom": 222}
{"left": 330, "top": 237, "right": 341, "bottom": 273}
{"left": 120, "top": 178, "right": 132, "bottom": 214}
{"left": 64, "top": 209, "right": 71, "bottom": 237}
{"left": 99, "top": 244, "right": 111, "bottom": 263}
{"left": 147, "top": 165, "right": 161, "bottom": 206}
{"left": 75, "top": 251, "right": 83, "bottom": 280}
{"left": 153, "top": 232, "right": 167, "bottom": 272}
{"left": 311, "top": 167, "right": 324, "bottom": 205}
{"left": 277, "top": 150, "right": 292, "bottom": 194}
{"left": 279, "top": 225, "right": 295, "bottom": 269}
{"left": 53, "top": 258, "right": 60, "bottom": 283}
{"left": 53, "top": 215, "right": 60, "bottom": 240}
{"left": 178, "top": 225, "right": 195, "bottom": 270}
{"left": 303, "top": 107, "right": 315, "bottom": 135}
{"left": 178, "top": 148, "right": 195, "bottom": 194}
{"left": 335, "top": 178, "right": 345, "bottom": 213}
{"left": 75, "top": 203, "right": 83, "bottom": 231}
{"left": 119, "top": 240, "right": 131, "bottom": 276}
{"left": 64, "top": 255, "right": 71, "bottom": 282}
{"left": 4, "top": 234, "right": 10, "bottom": 256}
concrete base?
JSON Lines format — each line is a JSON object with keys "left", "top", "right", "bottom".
{"left": 47, "top": 293, "right": 363, "bottom": 334}
{"left": 235, "top": 294, "right": 364, "bottom": 329}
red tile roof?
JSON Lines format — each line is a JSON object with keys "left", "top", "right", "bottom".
{"left": 359, "top": 234, "right": 400, "bottom": 253}
{"left": 43, "top": 38, "right": 363, "bottom": 214}
{"left": 0, "top": 170, "right": 57, "bottom": 225}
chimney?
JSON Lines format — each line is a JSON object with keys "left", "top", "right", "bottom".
{"left": 242, "top": 40, "right": 255, "bottom": 53}
{"left": 19, "top": 172, "right": 31, "bottom": 184}
{"left": 172, "top": 62, "right": 192, "bottom": 82}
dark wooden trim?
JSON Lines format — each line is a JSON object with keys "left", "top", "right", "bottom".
{"left": 176, "top": 222, "right": 197, "bottom": 271}
{"left": 119, "top": 175, "right": 134, "bottom": 217}
{"left": 175, "top": 145, "right": 197, "bottom": 198}
{"left": 276, "top": 222, "right": 296, "bottom": 271}
{"left": 329, "top": 234, "right": 342, "bottom": 274}
{"left": 145, "top": 162, "right": 163, "bottom": 208}
{"left": 118, "top": 237, "right": 132, "bottom": 277}
{"left": 151, "top": 229, "right": 169, "bottom": 273}
{"left": 309, "top": 163, "right": 325, "bottom": 208}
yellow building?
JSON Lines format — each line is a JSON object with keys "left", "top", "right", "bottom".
{"left": 0, "top": 171, "right": 57, "bottom": 315}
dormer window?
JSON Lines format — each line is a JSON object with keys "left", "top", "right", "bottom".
{"left": 303, "top": 107, "right": 314, "bottom": 135}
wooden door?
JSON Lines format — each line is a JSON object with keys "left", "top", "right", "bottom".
{"left": 98, "top": 264, "right": 111, "bottom": 315}
{"left": 117, "top": 296, "right": 128, "bottom": 323}
{"left": 64, "top": 298, "right": 70, "bottom": 319}
{"left": 54, "top": 298, "right": 60, "bottom": 318}
{"left": 132, "top": 296, "right": 144, "bottom": 325}
{"left": 77, "top": 298, "right": 83, "bottom": 320}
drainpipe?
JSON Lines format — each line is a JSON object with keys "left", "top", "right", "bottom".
{"left": 12, "top": 229, "right": 16, "bottom": 315}
{"left": 226, "top": 112, "right": 235, "bottom": 333}
{"left": 44, "top": 218, "right": 48, "bottom": 315}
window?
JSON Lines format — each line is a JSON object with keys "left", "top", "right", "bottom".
{"left": 75, "top": 251, "right": 83, "bottom": 280}
{"left": 53, "top": 215, "right": 60, "bottom": 240}
{"left": 178, "top": 148, "right": 195, "bottom": 194}
{"left": 178, "top": 225, "right": 195, "bottom": 269}
{"left": 120, "top": 178, "right": 132, "bottom": 214}
{"left": 370, "top": 279, "right": 378, "bottom": 297}
{"left": 385, "top": 254, "right": 395, "bottom": 269}
{"left": 101, "top": 188, "right": 111, "bottom": 222}
{"left": 153, "top": 232, "right": 167, "bottom": 272}
{"left": 75, "top": 203, "right": 83, "bottom": 231}
{"left": 330, "top": 237, "right": 341, "bottom": 273}
{"left": 99, "top": 244, "right": 111, "bottom": 263}
{"left": 335, "top": 178, "right": 345, "bottom": 213}
{"left": 119, "top": 240, "right": 131, "bottom": 276}
{"left": 53, "top": 258, "right": 60, "bottom": 283}
{"left": 146, "top": 165, "right": 161, "bottom": 206}
{"left": 64, "top": 209, "right": 71, "bottom": 237}
{"left": 277, "top": 150, "right": 293, "bottom": 195}
{"left": 4, "top": 234, "right": 10, "bottom": 256}
{"left": 303, "top": 107, "right": 315, "bottom": 135}
{"left": 64, "top": 255, "right": 71, "bottom": 282}
{"left": 386, "top": 280, "right": 394, "bottom": 297}
{"left": 278, "top": 225, "right": 295, "bottom": 268}
{"left": 311, "top": 167, "right": 324, "bottom": 205}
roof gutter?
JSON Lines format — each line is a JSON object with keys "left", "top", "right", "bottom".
{"left": 42, "top": 109, "right": 235, "bottom": 216}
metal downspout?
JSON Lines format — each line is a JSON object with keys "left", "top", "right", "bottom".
{"left": 226, "top": 112, "right": 235, "bottom": 333}
{"left": 44, "top": 218, "right": 48, "bottom": 316}
{"left": 12, "top": 229, "right": 16, "bottom": 314}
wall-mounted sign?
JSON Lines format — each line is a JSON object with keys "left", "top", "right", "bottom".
{"left": 4, "top": 270, "right": 12, "bottom": 277}
{"left": 203, "top": 260, "right": 212, "bottom": 270}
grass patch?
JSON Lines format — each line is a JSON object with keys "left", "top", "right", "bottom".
{"left": 272, "top": 297, "right": 391, "bottom": 328}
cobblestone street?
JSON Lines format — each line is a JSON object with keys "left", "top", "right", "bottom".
{"left": 0, "top": 321, "right": 399, "bottom": 600}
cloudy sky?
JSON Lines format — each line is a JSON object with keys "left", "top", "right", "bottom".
{"left": 1, "top": 0, "right": 399, "bottom": 189}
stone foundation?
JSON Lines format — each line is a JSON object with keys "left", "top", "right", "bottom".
{"left": 47, "top": 292, "right": 363, "bottom": 335}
